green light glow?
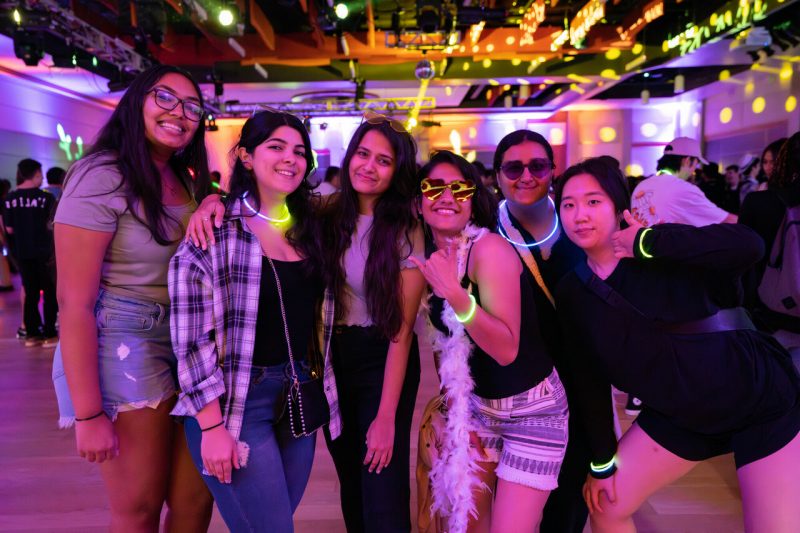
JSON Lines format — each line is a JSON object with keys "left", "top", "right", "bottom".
{"left": 455, "top": 294, "right": 478, "bottom": 324}
{"left": 590, "top": 456, "right": 616, "bottom": 474}
{"left": 638, "top": 228, "right": 654, "bottom": 259}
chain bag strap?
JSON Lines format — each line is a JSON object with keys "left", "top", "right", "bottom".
{"left": 267, "top": 258, "right": 329, "bottom": 438}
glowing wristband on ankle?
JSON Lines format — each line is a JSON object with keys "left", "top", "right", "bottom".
{"left": 590, "top": 456, "right": 618, "bottom": 479}
{"left": 637, "top": 228, "right": 654, "bottom": 259}
{"left": 455, "top": 294, "right": 477, "bottom": 324}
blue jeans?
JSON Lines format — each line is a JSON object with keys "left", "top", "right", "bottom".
{"left": 185, "top": 363, "right": 316, "bottom": 533}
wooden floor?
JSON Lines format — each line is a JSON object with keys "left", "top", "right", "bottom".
{"left": 0, "top": 275, "right": 745, "bottom": 532}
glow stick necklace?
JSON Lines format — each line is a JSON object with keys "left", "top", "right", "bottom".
{"left": 497, "top": 198, "right": 559, "bottom": 248}
{"left": 241, "top": 192, "right": 290, "bottom": 224}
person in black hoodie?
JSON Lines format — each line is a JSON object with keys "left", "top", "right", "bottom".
{"left": 553, "top": 157, "right": 800, "bottom": 533}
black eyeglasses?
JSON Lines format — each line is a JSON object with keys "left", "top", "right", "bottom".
{"left": 499, "top": 158, "right": 554, "bottom": 180}
{"left": 149, "top": 88, "right": 204, "bottom": 122}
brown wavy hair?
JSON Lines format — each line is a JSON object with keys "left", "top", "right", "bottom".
{"left": 321, "top": 120, "right": 419, "bottom": 340}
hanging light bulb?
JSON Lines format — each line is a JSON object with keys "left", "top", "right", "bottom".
{"left": 674, "top": 74, "right": 685, "bottom": 94}
{"left": 641, "top": 89, "right": 650, "bottom": 105}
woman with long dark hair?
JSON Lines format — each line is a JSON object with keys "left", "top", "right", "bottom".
{"left": 740, "top": 131, "right": 800, "bottom": 370}
{"left": 320, "top": 114, "right": 425, "bottom": 532}
{"left": 170, "top": 110, "right": 334, "bottom": 531}
{"left": 492, "top": 130, "right": 593, "bottom": 533}
{"left": 554, "top": 157, "right": 800, "bottom": 533}
{"left": 52, "top": 65, "right": 213, "bottom": 531}
{"left": 185, "top": 112, "right": 426, "bottom": 531}
{"left": 413, "top": 150, "right": 568, "bottom": 533}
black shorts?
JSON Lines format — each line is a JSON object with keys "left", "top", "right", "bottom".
{"left": 636, "top": 399, "right": 800, "bottom": 468}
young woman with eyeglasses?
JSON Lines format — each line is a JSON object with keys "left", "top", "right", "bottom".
{"left": 169, "top": 110, "right": 333, "bottom": 531}
{"left": 186, "top": 112, "right": 425, "bottom": 532}
{"left": 491, "top": 130, "right": 597, "bottom": 533}
{"left": 52, "top": 65, "right": 213, "bottom": 531}
{"left": 554, "top": 157, "right": 800, "bottom": 533}
{"left": 412, "top": 150, "right": 568, "bottom": 533}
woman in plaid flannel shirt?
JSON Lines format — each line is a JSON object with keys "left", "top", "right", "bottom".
{"left": 170, "top": 110, "right": 335, "bottom": 531}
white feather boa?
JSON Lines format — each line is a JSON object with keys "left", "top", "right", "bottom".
{"left": 424, "top": 223, "right": 488, "bottom": 533}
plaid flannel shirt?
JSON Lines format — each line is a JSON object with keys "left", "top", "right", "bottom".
{"left": 169, "top": 199, "right": 341, "bottom": 442}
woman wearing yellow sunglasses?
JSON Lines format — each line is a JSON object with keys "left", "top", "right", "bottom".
{"left": 412, "top": 150, "right": 569, "bottom": 533}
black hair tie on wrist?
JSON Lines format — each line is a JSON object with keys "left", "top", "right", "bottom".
{"left": 75, "top": 410, "right": 106, "bottom": 422}
{"left": 200, "top": 421, "right": 225, "bottom": 432}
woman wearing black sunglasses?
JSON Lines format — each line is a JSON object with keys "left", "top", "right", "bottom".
{"left": 493, "top": 130, "right": 599, "bottom": 533}
{"left": 52, "top": 65, "right": 213, "bottom": 531}
{"left": 413, "top": 150, "right": 569, "bottom": 533}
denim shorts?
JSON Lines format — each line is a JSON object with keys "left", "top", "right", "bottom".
{"left": 52, "top": 289, "right": 177, "bottom": 427}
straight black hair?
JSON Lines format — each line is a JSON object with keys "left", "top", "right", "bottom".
{"left": 554, "top": 157, "right": 630, "bottom": 215}
{"left": 17, "top": 158, "right": 42, "bottom": 186}
{"left": 493, "top": 130, "right": 555, "bottom": 172}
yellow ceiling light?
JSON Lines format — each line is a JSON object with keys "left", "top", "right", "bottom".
{"left": 488, "top": 79, "right": 500, "bottom": 86}
{"left": 786, "top": 95, "right": 797, "bottom": 113}
{"left": 469, "top": 127, "right": 477, "bottom": 139}
{"left": 486, "top": 44, "right": 495, "bottom": 53}
{"left": 745, "top": 81, "right": 755, "bottom": 96}
{"left": 445, "top": 86, "right": 452, "bottom": 96}
{"left": 605, "top": 49, "right": 621, "bottom": 60}
{"left": 511, "top": 58, "right": 522, "bottom": 66}
{"left": 599, "top": 127, "right": 617, "bottom": 142}
{"left": 601, "top": 68, "right": 618, "bottom": 79}
{"left": 506, "top": 36, "right": 516, "bottom": 46}
{"left": 482, "top": 58, "right": 492, "bottom": 68}
{"left": 563, "top": 55, "right": 575, "bottom": 62}
{"left": 462, "top": 62, "right": 471, "bottom": 71}
{"left": 719, "top": 69, "right": 730, "bottom": 81}
{"left": 752, "top": 96, "right": 766, "bottom": 114}
{"left": 472, "top": 45, "right": 480, "bottom": 53}
{"left": 719, "top": 107, "right": 733, "bottom": 124}
{"left": 632, "top": 43, "right": 643, "bottom": 55}
{"left": 503, "top": 84, "right": 511, "bottom": 91}
{"left": 625, "top": 163, "right": 644, "bottom": 176}
{"left": 779, "top": 62, "right": 793, "bottom": 81}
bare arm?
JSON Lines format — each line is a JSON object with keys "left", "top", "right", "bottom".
{"left": 55, "top": 223, "right": 117, "bottom": 461}
{"left": 365, "top": 267, "right": 426, "bottom": 474}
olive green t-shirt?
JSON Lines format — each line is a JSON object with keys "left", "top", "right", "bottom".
{"left": 54, "top": 154, "right": 195, "bottom": 305}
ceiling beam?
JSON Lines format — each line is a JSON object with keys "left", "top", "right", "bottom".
{"left": 236, "top": 0, "right": 276, "bottom": 50}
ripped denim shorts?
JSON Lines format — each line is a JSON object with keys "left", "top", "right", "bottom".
{"left": 52, "top": 288, "right": 177, "bottom": 428}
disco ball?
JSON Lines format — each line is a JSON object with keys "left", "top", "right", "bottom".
{"left": 415, "top": 59, "right": 436, "bottom": 81}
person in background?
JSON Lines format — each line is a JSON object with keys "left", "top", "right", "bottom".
{"left": 52, "top": 65, "right": 213, "bottom": 532}
{"left": 740, "top": 131, "right": 800, "bottom": 371}
{"left": 738, "top": 155, "right": 760, "bottom": 205}
{"left": 2, "top": 159, "right": 58, "bottom": 347}
{"left": 315, "top": 166, "right": 341, "bottom": 196}
{"left": 45, "top": 167, "right": 66, "bottom": 201}
{"left": 760, "top": 138, "right": 788, "bottom": 188}
{"left": 472, "top": 161, "right": 500, "bottom": 198}
{"left": 696, "top": 162, "right": 725, "bottom": 207}
{"left": 0, "top": 178, "right": 13, "bottom": 291}
{"left": 631, "top": 137, "right": 737, "bottom": 226}
{"left": 720, "top": 164, "right": 742, "bottom": 214}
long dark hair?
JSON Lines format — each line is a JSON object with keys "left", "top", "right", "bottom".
{"left": 771, "top": 132, "right": 800, "bottom": 189}
{"left": 71, "top": 65, "right": 209, "bottom": 245}
{"left": 417, "top": 150, "right": 498, "bottom": 230}
{"left": 323, "top": 120, "right": 419, "bottom": 339}
{"left": 227, "top": 110, "right": 321, "bottom": 273}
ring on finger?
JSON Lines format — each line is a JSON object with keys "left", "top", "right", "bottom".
{"left": 202, "top": 217, "right": 210, "bottom": 222}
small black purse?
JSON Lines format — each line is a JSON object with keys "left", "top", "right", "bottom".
{"left": 267, "top": 258, "right": 330, "bottom": 438}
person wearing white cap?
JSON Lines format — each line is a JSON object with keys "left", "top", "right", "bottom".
{"left": 631, "top": 137, "right": 737, "bottom": 227}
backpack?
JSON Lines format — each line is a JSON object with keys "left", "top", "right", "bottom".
{"left": 758, "top": 199, "right": 800, "bottom": 325}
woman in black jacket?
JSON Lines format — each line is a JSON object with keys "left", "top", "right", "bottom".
{"left": 553, "top": 157, "right": 800, "bottom": 533}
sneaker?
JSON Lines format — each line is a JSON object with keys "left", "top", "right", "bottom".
{"left": 41, "top": 337, "right": 59, "bottom": 348}
{"left": 625, "top": 395, "right": 643, "bottom": 416}
{"left": 16, "top": 326, "right": 26, "bottom": 339}
{"left": 23, "top": 336, "right": 44, "bottom": 347}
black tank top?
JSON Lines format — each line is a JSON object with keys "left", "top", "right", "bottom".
{"left": 429, "top": 244, "right": 554, "bottom": 398}
{"left": 252, "top": 257, "right": 322, "bottom": 367}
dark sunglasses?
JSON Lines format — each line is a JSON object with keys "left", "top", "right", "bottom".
{"left": 149, "top": 88, "right": 204, "bottom": 122}
{"left": 499, "top": 158, "right": 554, "bottom": 180}
{"left": 362, "top": 110, "right": 409, "bottom": 134}
{"left": 420, "top": 177, "right": 476, "bottom": 202}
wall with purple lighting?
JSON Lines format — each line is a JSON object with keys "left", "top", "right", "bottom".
{"left": 0, "top": 73, "right": 112, "bottom": 183}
